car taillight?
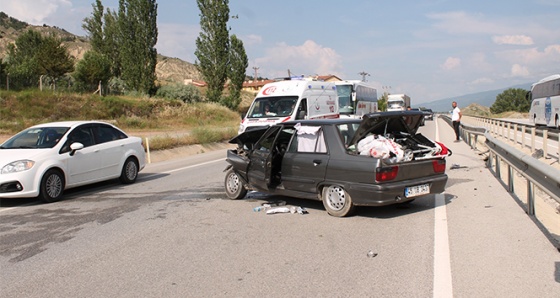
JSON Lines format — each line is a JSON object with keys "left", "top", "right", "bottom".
{"left": 376, "top": 166, "right": 398, "bottom": 182}
{"left": 432, "top": 159, "right": 446, "bottom": 173}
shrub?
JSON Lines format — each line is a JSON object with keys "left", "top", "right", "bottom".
{"left": 156, "top": 84, "right": 203, "bottom": 103}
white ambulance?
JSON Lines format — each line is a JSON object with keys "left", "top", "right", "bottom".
{"left": 238, "top": 78, "right": 339, "bottom": 134}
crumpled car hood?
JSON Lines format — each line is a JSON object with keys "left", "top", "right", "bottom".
{"left": 228, "top": 127, "right": 268, "bottom": 149}
{"left": 348, "top": 110, "right": 426, "bottom": 146}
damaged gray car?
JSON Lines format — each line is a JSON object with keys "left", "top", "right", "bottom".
{"left": 224, "top": 110, "right": 450, "bottom": 217}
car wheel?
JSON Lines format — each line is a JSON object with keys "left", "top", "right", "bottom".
{"left": 322, "top": 185, "right": 354, "bottom": 217}
{"left": 224, "top": 169, "right": 247, "bottom": 200}
{"left": 39, "top": 169, "right": 65, "bottom": 203}
{"left": 120, "top": 157, "right": 139, "bottom": 184}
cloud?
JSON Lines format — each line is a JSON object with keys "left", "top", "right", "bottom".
{"left": 242, "top": 34, "right": 262, "bottom": 46}
{"left": 469, "top": 77, "right": 494, "bottom": 85}
{"left": 156, "top": 23, "right": 200, "bottom": 62}
{"left": 253, "top": 40, "right": 343, "bottom": 78}
{"left": 1, "top": 0, "right": 72, "bottom": 25}
{"left": 492, "top": 35, "right": 534, "bottom": 45}
{"left": 441, "top": 57, "right": 461, "bottom": 70}
{"left": 510, "top": 64, "right": 530, "bottom": 77}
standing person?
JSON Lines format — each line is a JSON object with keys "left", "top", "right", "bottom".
{"left": 451, "top": 101, "right": 462, "bottom": 142}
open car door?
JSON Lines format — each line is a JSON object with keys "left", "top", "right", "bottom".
{"left": 246, "top": 126, "right": 281, "bottom": 191}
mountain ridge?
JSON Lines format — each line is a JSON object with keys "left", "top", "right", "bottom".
{"left": 0, "top": 12, "right": 202, "bottom": 84}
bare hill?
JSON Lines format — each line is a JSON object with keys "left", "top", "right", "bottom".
{"left": 0, "top": 12, "right": 201, "bottom": 84}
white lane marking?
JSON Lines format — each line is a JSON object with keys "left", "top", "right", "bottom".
{"left": 433, "top": 193, "right": 453, "bottom": 298}
{"left": 161, "top": 158, "right": 224, "bottom": 174}
{"left": 433, "top": 118, "right": 453, "bottom": 298}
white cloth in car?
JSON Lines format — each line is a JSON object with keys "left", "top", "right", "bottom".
{"left": 358, "top": 135, "right": 404, "bottom": 162}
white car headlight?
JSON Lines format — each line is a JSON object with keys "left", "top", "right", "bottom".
{"left": 1, "top": 160, "right": 35, "bottom": 174}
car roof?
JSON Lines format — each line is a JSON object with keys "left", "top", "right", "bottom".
{"left": 30, "top": 120, "right": 115, "bottom": 129}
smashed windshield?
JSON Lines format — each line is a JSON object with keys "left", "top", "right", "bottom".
{"left": 247, "top": 96, "right": 297, "bottom": 118}
{"left": 0, "top": 127, "right": 69, "bottom": 149}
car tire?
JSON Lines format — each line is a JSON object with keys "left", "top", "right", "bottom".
{"left": 224, "top": 169, "right": 247, "bottom": 200}
{"left": 120, "top": 157, "right": 139, "bottom": 184}
{"left": 38, "top": 169, "right": 65, "bottom": 203}
{"left": 322, "top": 185, "right": 354, "bottom": 217}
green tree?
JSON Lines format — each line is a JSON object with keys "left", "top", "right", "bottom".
{"left": 378, "top": 93, "right": 388, "bottom": 111}
{"left": 35, "top": 34, "right": 75, "bottom": 89}
{"left": 5, "top": 30, "right": 73, "bottom": 90}
{"left": 82, "top": 0, "right": 104, "bottom": 52}
{"left": 73, "top": 50, "right": 112, "bottom": 93}
{"left": 103, "top": 9, "right": 122, "bottom": 78}
{"left": 5, "top": 29, "right": 42, "bottom": 88}
{"left": 223, "top": 34, "right": 248, "bottom": 109}
{"left": 195, "top": 0, "right": 230, "bottom": 103}
{"left": 490, "top": 88, "right": 530, "bottom": 114}
{"left": 118, "top": 0, "right": 158, "bottom": 95}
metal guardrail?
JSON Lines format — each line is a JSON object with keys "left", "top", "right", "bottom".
{"left": 441, "top": 115, "right": 560, "bottom": 248}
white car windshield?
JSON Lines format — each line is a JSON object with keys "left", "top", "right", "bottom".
{"left": 1, "top": 127, "right": 69, "bottom": 149}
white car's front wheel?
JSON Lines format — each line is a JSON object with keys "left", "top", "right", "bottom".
{"left": 39, "top": 169, "right": 65, "bottom": 203}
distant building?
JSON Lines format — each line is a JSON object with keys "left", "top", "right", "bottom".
{"left": 242, "top": 79, "right": 275, "bottom": 94}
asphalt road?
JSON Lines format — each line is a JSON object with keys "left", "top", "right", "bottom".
{"left": 1, "top": 119, "right": 559, "bottom": 297}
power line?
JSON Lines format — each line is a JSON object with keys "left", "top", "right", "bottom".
{"left": 359, "top": 71, "right": 370, "bottom": 82}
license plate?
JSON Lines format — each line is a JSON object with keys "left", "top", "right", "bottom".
{"left": 404, "top": 183, "right": 430, "bottom": 198}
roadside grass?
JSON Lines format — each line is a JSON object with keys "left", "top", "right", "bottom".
{"left": 0, "top": 90, "right": 241, "bottom": 150}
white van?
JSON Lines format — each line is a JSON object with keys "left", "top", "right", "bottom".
{"left": 238, "top": 79, "right": 339, "bottom": 134}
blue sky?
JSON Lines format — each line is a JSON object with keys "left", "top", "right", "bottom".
{"left": 1, "top": 0, "right": 559, "bottom": 105}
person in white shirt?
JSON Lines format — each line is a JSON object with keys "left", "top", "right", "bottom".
{"left": 451, "top": 101, "right": 462, "bottom": 142}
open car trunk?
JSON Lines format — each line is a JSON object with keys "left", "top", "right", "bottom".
{"left": 347, "top": 110, "right": 450, "bottom": 163}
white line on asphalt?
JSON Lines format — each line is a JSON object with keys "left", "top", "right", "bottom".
{"left": 433, "top": 193, "right": 453, "bottom": 298}
{"left": 433, "top": 118, "right": 453, "bottom": 298}
{"left": 161, "top": 158, "right": 224, "bottom": 174}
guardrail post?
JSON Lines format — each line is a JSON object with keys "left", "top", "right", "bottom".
{"left": 507, "top": 165, "right": 514, "bottom": 193}
{"left": 531, "top": 127, "right": 536, "bottom": 152}
{"left": 521, "top": 126, "right": 526, "bottom": 149}
{"left": 495, "top": 155, "right": 501, "bottom": 180}
{"left": 513, "top": 124, "right": 517, "bottom": 145}
{"left": 473, "top": 135, "right": 478, "bottom": 150}
{"left": 527, "top": 180, "right": 535, "bottom": 216}
{"left": 506, "top": 122, "right": 511, "bottom": 141}
{"left": 542, "top": 129, "right": 548, "bottom": 159}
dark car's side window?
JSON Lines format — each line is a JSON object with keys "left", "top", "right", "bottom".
{"left": 288, "top": 125, "right": 327, "bottom": 153}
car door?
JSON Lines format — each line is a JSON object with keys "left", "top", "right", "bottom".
{"left": 280, "top": 125, "right": 329, "bottom": 194}
{"left": 92, "top": 124, "right": 128, "bottom": 178}
{"left": 63, "top": 125, "right": 102, "bottom": 185}
{"left": 247, "top": 126, "right": 281, "bottom": 191}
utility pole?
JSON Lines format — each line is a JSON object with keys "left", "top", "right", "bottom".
{"left": 359, "top": 71, "right": 370, "bottom": 82}
{"left": 252, "top": 66, "right": 259, "bottom": 80}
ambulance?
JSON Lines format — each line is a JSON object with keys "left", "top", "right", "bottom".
{"left": 238, "top": 78, "right": 339, "bottom": 134}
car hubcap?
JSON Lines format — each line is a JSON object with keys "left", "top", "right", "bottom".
{"left": 46, "top": 174, "right": 62, "bottom": 198}
{"left": 326, "top": 186, "right": 346, "bottom": 211}
{"left": 126, "top": 162, "right": 137, "bottom": 180}
{"left": 227, "top": 173, "right": 240, "bottom": 194}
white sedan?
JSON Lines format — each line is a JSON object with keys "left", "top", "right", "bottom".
{"left": 0, "top": 121, "right": 146, "bottom": 202}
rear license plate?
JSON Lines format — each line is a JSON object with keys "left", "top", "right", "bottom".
{"left": 404, "top": 183, "right": 430, "bottom": 198}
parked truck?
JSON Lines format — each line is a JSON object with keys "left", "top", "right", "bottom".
{"left": 386, "top": 94, "right": 411, "bottom": 111}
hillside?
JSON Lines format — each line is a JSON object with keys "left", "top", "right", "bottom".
{"left": 0, "top": 12, "right": 202, "bottom": 85}
{"left": 420, "top": 83, "right": 533, "bottom": 112}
